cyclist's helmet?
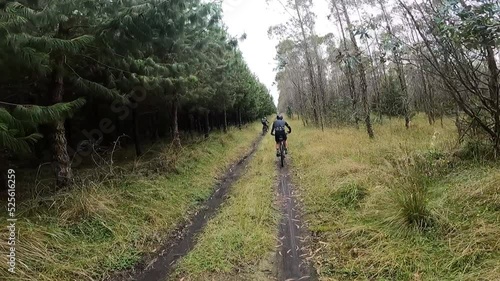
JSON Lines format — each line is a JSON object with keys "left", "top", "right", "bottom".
{"left": 277, "top": 114, "right": 283, "bottom": 120}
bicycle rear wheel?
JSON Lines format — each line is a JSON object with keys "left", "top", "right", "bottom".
{"left": 280, "top": 141, "right": 285, "bottom": 167}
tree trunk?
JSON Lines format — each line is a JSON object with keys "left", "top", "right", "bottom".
{"left": 154, "top": 111, "right": 160, "bottom": 140}
{"left": 204, "top": 111, "right": 210, "bottom": 138}
{"left": 375, "top": 26, "right": 386, "bottom": 123}
{"left": 312, "top": 39, "right": 326, "bottom": 131}
{"left": 399, "top": 62, "right": 411, "bottom": 129}
{"left": 421, "top": 67, "right": 435, "bottom": 125}
{"left": 172, "top": 98, "right": 181, "bottom": 147}
{"left": 51, "top": 54, "right": 72, "bottom": 188}
{"left": 364, "top": 38, "right": 382, "bottom": 123}
{"left": 238, "top": 107, "right": 242, "bottom": 130}
{"left": 188, "top": 113, "right": 195, "bottom": 139}
{"left": 148, "top": 113, "right": 157, "bottom": 143}
{"left": 197, "top": 115, "right": 202, "bottom": 134}
{"left": 485, "top": 45, "right": 500, "bottom": 156}
{"left": 379, "top": 0, "right": 410, "bottom": 128}
{"left": 332, "top": 1, "right": 359, "bottom": 126}
{"left": 340, "top": 0, "right": 374, "bottom": 138}
{"left": 223, "top": 106, "right": 228, "bottom": 133}
{"left": 131, "top": 107, "right": 142, "bottom": 156}
{"left": 294, "top": 0, "right": 320, "bottom": 126}
{"left": 455, "top": 104, "right": 463, "bottom": 143}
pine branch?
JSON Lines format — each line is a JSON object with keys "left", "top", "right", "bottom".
{"left": 79, "top": 54, "right": 133, "bottom": 74}
{"left": 7, "top": 33, "right": 94, "bottom": 53}
{"left": 0, "top": 98, "right": 87, "bottom": 154}
{"left": 12, "top": 98, "right": 86, "bottom": 124}
{"left": 0, "top": 130, "right": 31, "bottom": 153}
{"left": 17, "top": 46, "right": 50, "bottom": 74}
{"left": 73, "top": 77, "right": 124, "bottom": 102}
{"left": 0, "top": 14, "right": 28, "bottom": 30}
{"left": 4, "top": 1, "right": 55, "bottom": 27}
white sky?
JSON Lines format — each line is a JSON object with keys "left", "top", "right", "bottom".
{"left": 221, "top": 0, "right": 332, "bottom": 106}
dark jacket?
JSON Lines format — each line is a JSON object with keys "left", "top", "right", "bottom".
{"left": 271, "top": 120, "right": 291, "bottom": 134}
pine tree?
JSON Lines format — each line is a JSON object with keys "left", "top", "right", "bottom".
{"left": 0, "top": 99, "right": 85, "bottom": 190}
{"left": 1, "top": 0, "right": 276, "bottom": 191}
{"left": 1, "top": 1, "right": 118, "bottom": 187}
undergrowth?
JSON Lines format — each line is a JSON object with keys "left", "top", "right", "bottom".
{"left": 291, "top": 115, "right": 500, "bottom": 280}
{"left": 0, "top": 125, "right": 260, "bottom": 280}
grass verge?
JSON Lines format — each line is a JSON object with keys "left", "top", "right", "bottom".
{"left": 173, "top": 129, "right": 279, "bottom": 281}
{"left": 0, "top": 125, "right": 261, "bottom": 281}
{"left": 290, "top": 115, "right": 499, "bottom": 280}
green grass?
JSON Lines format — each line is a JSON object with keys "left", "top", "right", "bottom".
{"left": 174, "top": 130, "right": 279, "bottom": 281}
{"left": 0, "top": 125, "right": 261, "bottom": 281}
{"left": 289, "top": 114, "right": 500, "bottom": 280}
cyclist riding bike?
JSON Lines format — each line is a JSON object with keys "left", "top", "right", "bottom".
{"left": 270, "top": 114, "right": 292, "bottom": 157}
{"left": 261, "top": 117, "right": 269, "bottom": 132}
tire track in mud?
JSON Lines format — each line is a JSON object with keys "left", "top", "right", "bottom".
{"left": 276, "top": 161, "right": 316, "bottom": 281}
{"left": 108, "top": 135, "right": 263, "bottom": 281}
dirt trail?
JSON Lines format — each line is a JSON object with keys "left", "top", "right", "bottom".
{"left": 276, "top": 162, "right": 316, "bottom": 281}
{"left": 108, "top": 136, "right": 262, "bottom": 281}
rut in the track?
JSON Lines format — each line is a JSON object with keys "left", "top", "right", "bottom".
{"left": 276, "top": 162, "right": 316, "bottom": 281}
{"left": 108, "top": 136, "right": 262, "bottom": 281}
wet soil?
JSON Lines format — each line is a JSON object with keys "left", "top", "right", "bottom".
{"left": 275, "top": 161, "right": 317, "bottom": 281}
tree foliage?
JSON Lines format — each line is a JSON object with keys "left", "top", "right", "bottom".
{"left": 273, "top": 0, "right": 498, "bottom": 154}
{"left": 0, "top": 0, "right": 275, "bottom": 187}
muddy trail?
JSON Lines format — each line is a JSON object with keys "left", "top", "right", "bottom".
{"left": 108, "top": 136, "right": 262, "bottom": 281}
{"left": 275, "top": 161, "right": 316, "bottom": 281}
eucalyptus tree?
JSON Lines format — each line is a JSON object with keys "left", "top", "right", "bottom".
{"left": 377, "top": 0, "right": 412, "bottom": 128}
{"left": 269, "top": 0, "right": 323, "bottom": 126}
{"left": 275, "top": 39, "right": 310, "bottom": 123}
{"left": 399, "top": 0, "right": 500, "bottom": 154}
{"left": 359, "top": 15, "right": 384, "bottom": 120}
{"left": 329, "top": 0, "right": 359, "bottom": 125}
{"left": 332, "top": 0, "right": 375, "bottom": 138}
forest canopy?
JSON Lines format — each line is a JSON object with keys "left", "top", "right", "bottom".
{"left": 0, "top": 0, "right": 276, "bottom": 187}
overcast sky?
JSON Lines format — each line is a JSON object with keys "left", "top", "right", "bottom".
{"left": 221, "top": 0, "right": 332, "bottom": 106}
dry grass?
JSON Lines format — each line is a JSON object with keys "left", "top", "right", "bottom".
{"left": 0, "top": 125, "right": 261, "bottom": 281}
{"left": 290, "top": 114, "right": 500, "bottom": 280}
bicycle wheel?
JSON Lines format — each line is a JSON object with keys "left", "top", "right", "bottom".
{"left": 280, "top": 141, "right": 285, "bottom": 167}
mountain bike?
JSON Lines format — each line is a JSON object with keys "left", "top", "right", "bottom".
{"left": 277, "top": 132, "right": 289, "bottom": 167}
{"left": 262, "top": 124, "right": 269, "bottom": 135}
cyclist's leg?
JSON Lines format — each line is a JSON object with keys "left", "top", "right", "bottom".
{"left": 274, "top": 134, "right": 280, "bottom": 156}
{"left": 284, "top": 134, "right": 288, "bottom": 153}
